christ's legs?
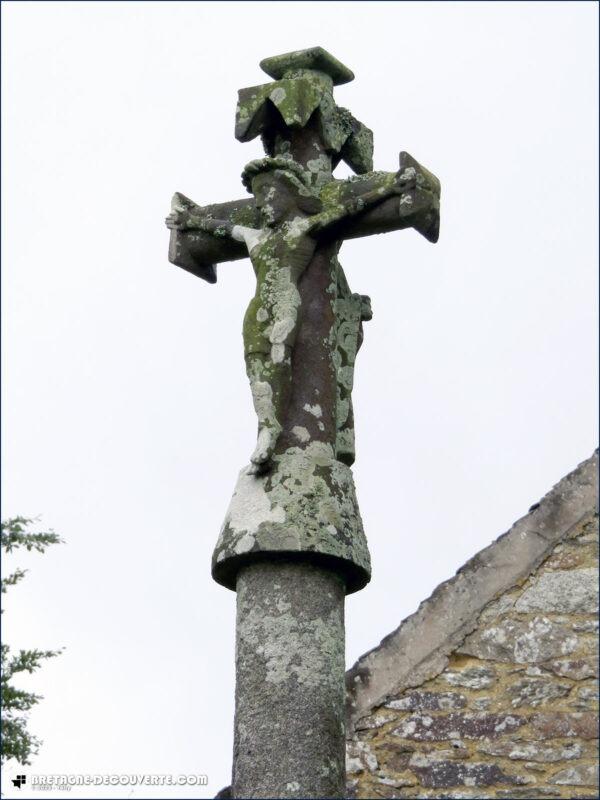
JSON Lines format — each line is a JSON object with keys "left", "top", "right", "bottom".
{"left": 242, "top": 259, "right": 303, "bottom": 471}
{"left": 243, "top": 294, "right": 295, "bottom": 471}
{"left": 244, "top": 349, "right": 292, "bottom": 472}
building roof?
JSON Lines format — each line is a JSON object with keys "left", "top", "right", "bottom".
{"left": 346, "top": 450, "right": 599, "bottom": 730}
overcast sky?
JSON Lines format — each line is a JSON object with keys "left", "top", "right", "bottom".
{"left": 1, "top": 1, "right": 598, "bottom": 797}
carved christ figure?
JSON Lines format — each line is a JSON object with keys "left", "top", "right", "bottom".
{"left": 166, "top": 156, "right": 415, "bottom": 472}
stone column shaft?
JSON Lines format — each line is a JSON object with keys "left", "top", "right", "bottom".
{"left": 233, "top": 561, "right": 346, "bottom": 799}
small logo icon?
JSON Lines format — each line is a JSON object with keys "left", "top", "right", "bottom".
{"left": 12, "top": 775, "right": 26, "bottom": 789}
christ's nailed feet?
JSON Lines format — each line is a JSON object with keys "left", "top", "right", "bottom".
{"left": 248, "top": 426, "right": 278, "bottom": 474}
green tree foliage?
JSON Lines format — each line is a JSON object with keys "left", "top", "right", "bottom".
{"left": 1, "top": 517, "right": 63, "bottom": 765}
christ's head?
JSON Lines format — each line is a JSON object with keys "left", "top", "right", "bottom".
{"left": 242, "top": 158, "right": 322, "bottom": 228}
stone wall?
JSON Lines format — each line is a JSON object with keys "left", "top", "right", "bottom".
{"left": 346, "top": 453, "right": 598, "bottom": 799}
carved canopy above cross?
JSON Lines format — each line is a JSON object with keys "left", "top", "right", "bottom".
{"left": 168, "top": 46, "right": 439, "bottom": 284}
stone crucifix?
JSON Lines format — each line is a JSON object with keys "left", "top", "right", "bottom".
{"left": 165, "top": 48, "right": 440, "bottom": 799}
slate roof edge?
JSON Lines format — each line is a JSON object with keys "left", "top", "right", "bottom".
{"left": 345, "top": 450, "right": 599, "bottom": 733}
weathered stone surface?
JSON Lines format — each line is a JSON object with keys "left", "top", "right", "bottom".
{"left": 549, "top": 763, "right": 599, "bottom": 785}
{"left": 581, "top": 635, "right": 599, "bottom": 655}
{"left": 495, "top": 789, "right": 560, "bottom": 798}
{"left": 523, "top": 665, "right": 544, "bottom": 676}
{"left": 392, "top": 712, "right": 525, "bottom": 741}
{"left": 213, "top": 443, "right": 371, "bottom": 594}
{"left": 442, "top": 666, "right": 497, "bottom": 689}
{"left": 459, "top": 616, "right": 579, "bottom": 663}
{"left": 523, "top": 761, "right": 549, "bottom": 772}
{"left": 234, "top": 562, "right": 346, "bottom": 798}
{"left": 409, "top": 754, "right": 524, "bottom": 788}
{"left": 359, "top": 783, "right": 410, "bottom": 799}
{"left": 515, "top": 568, "right": 599, "bottom": 613}
{"left": 572, "top": 619, "right": 599, "bottom": 633}
{"left": 346, "top": 457, "right": 598, "bottom": 800}
{"left": 543, "top": 542, "right": 595, "bottom": 570}
{"left": 432, "top": 794, "right": 495, "bottom": 800}
{"left": 507, "top": 676, "right": 571, "bottom": 707}
{"left": 545, "top": 657, "right": 598, "bottom": 680}
{"left": 570, "top": 686, "right": 598, "bottom": 710}
{"left": 419, "top": 745, "right": 471, "bottom": 760}
{"left": 478, "top": 740, "right": 582, "bottom": 762}
{"left": 566, "top": 792, "right": 600, "bottom": 798}
{"left": 346, "top": 740, "right": 378, "bottom": 774}
{"left": 354, "top": 712, "right": 396, "bottom": 731}
{"left": 375, "top": 742, "right": 416, "bottom": 772}
{"left": 385, "top": 690, "right": 467, "bottom": 711}
{"left": 346, "top": 453, "right": 598, "bottom": 727}
{"left": 375, "top": 774, "right": 416, "bottom": 788}
{"left": 531, "top": 712, "right": 598, "bottom": 739}
{"left": 260, "top": 46, "right": 355, "bottom": 85}
{"left": 572, "top": 515, "right": 599, "bottom": 545}
{"left": 479, "top": 594, "right": 517, "bottom": 622}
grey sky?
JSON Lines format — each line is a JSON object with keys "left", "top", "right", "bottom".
{"left": 1, "top": 1, "right": 598, "bottom": 797}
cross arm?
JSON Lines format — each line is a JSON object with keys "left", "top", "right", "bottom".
{"left": 319, "top": 152, "right": 440, "bottom": 244}
{"left": 167, "top": 153, "right": 439, "bottom": 284}
{"left": 311, "top": 166, "right": 413, "bottom": 236}
{"left": 167, "top": 192, "right": 259, "bottom": 283}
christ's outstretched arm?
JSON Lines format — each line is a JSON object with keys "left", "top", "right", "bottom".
{"left": 310, "top": 169, "right": 420, "bottom": 236}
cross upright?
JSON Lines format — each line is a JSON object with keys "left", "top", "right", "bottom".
{"left": 166, "top": 47, "right": 440, "bottom": 800}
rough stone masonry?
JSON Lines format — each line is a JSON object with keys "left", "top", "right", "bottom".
{"left": 346, "top": 451, "right": 598, "bottom": 800}
{"left": 166, "top": 47, "right": 440, "bottom": 798}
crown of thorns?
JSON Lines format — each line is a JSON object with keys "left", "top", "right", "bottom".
{"left": 241, "top": 156, "right": 314, "bottom": 195}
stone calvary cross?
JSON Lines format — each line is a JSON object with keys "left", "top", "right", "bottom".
{"left": 166, "top": 48, "right": 440, "bottom": 799}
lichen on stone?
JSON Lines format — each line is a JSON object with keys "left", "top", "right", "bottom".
{"left": 213, "top": 440, "right": 371, "bottom": 593}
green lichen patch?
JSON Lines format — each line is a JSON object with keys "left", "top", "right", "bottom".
{"left": 212, "top": 441, "right": 371, "bottom": 594}
{"left": 259, "top": 46, "right": 354, "bottom": 86}
{"left": 236, "top": 77, "right": 326, "bottom": 141}
{"left": 235, "top": 75, "right": 374, "bottom": 177}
